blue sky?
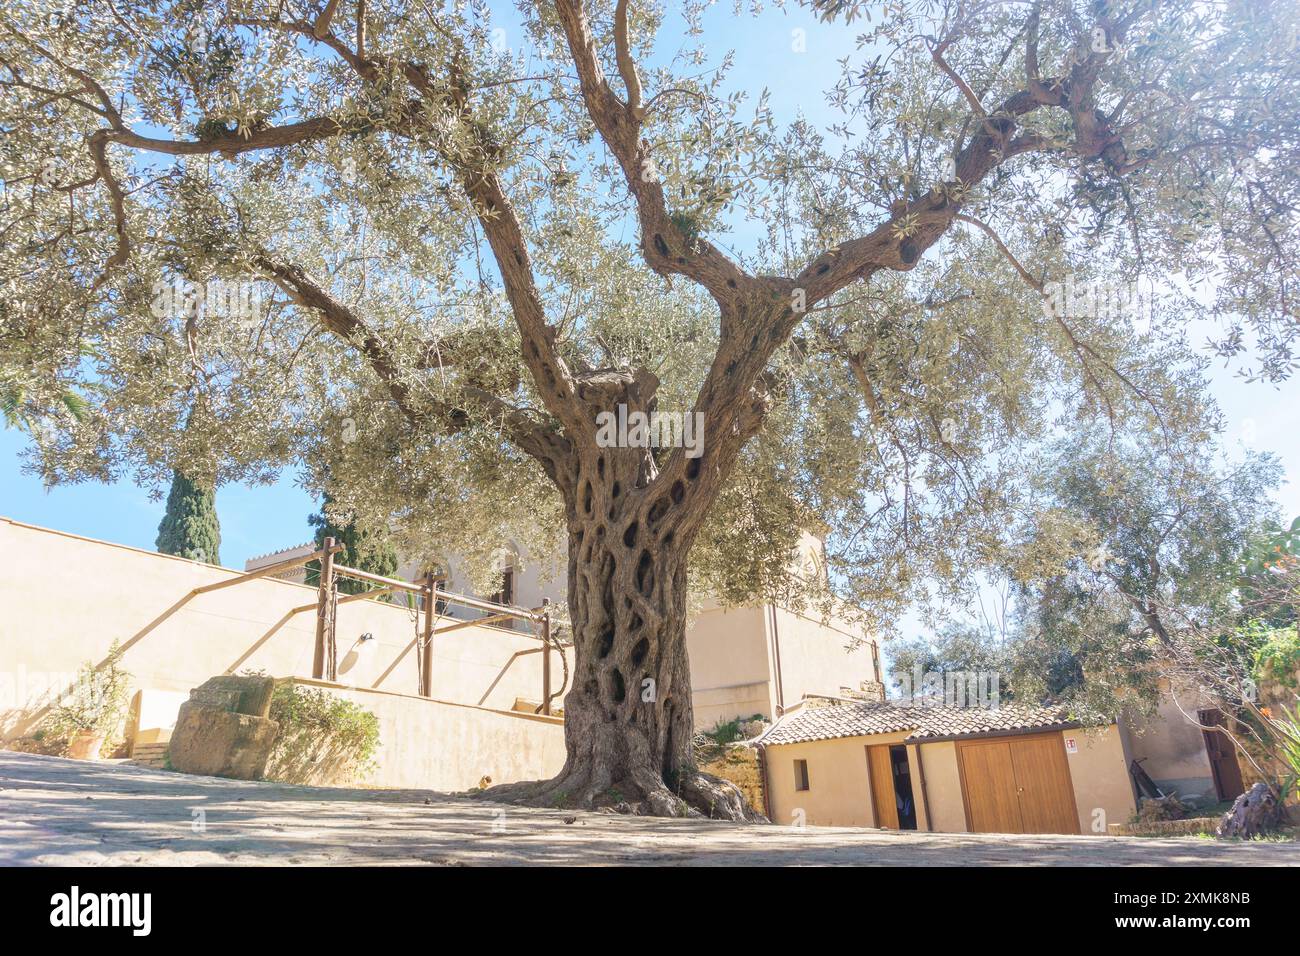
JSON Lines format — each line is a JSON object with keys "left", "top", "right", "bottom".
{"left": 4, "top": 5, "right": 1298, "bottom": 580}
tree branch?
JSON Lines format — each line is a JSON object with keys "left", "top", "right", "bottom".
{"left": 255, "top": 255, "right": 569, "bottom": 470}
{"left": 613, "top": 0, "right": 643, "bottom": 116}
{"left": 313, "top": 0, "right": 342, "bottom": 39}
{"left": 551, "top": 0, "right": 751, "bottom": 304}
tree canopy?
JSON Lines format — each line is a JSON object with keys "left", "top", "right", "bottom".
{"left": 3, "top": 1, "right": 1295, "bottom": 610}
{"left": 894, "top": 430, "right": 1288, "bottom": 723}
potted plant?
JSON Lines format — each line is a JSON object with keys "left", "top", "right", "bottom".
{"left": 49, "top": 642, "right": 132, "bottom": 760}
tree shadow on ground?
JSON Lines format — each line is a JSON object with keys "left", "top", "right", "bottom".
{"left": 3, "top": 753, "right": 1299, "bottom": 867}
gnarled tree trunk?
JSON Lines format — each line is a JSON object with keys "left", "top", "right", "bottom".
{"left": 483, "top": 374, "right": 765, "bottom": 820}
{"left": 1216, "top": 782, "right": 1283, "bottom": 839}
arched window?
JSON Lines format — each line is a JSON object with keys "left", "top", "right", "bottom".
{"left": 488, "top": 563, "right": 515, "bottom": 607}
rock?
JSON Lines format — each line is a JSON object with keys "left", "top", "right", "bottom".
{"left": 1216, "top": 782, "right": 1283, "bottom": 839}
{"left": 187, "top": 674, "right": 276, "bottom": 718}
{"left": 166, "top": 676, "right": 280, "bottom": 781}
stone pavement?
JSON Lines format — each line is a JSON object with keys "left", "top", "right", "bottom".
{"left": 2, "top": 751, "right": 1297, "bottom": 866}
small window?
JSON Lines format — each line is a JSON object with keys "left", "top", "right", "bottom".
{"left": 793, "top": 759, "right": 810, "bottom": 792}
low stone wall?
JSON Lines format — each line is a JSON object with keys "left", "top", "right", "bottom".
{"left": 1108, "top": 817, "right": 1217, "bottom": 837}
{"left": 699, "top": 744, "right": 765, "bottom": 816}
{"left": 288, "top": 679, "right": 566, "bottom": 792}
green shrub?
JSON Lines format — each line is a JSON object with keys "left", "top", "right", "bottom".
{"left": 263, "top": 682, "right": 380, "bottom": 786}
{"left": 47, "top": 641, "right": 132, "bottom": 740}
{"left": 1266, "top": 700, "right": 1300, "bottom": 803}
{"left": 1253, "top": 625, "right": 1300, "bottom": 688}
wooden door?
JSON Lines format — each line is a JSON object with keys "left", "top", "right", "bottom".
{"left": 958, "top": 740, "right": 1022, "bottom": 833}
{"left": 1199, "top": 709, "right": 1246, "bottom": 801}
{"left": 1008, "top": 734, "right": 1079, "bottom": 834}
{"left": 958, "top": 733, "right": 1079, "bottom": 835}
{"left": 866, "top": 744, "right": 899, "bottom": 828}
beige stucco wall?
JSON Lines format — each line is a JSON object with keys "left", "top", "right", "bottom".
{"left": 764, "top": 725, "right": 1133, "bottom": 835}
{"left": 1123, "top": 685, "right": 1216, "bottom": 801}
{"left": 766, "top": 735, "right": 874, "bottom": 827}
{"left": 294, "top": 679, "right": 565, "bottom": 791}
{"left": 764, "top": 738, "right": 951, "bottom": 832}
{"left": 685, "top": 599, "right": 881, "bottom": 733}
{"left": 770, "top": 604, "right": 878, "bottom": 712}
{"left": 0, "top": 518, "right": 568, "bottom": 746}
{"left": 915, "top": 740, "right": 965, "bottom": 832}
{"left": 686, "top": 602, "right": 773, "bottom": 731}
{"left": 1062, "top": 725, "right": 1137, "bottom": 833}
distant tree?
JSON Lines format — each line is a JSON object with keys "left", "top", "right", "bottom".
{"left": 1009, "top": 428, "right": 1284, "bottom": 725}
{"left": 1, "top": 376, "right": 88, "bottom": 436}
{"left": 888, "top": 624, "right": 1009, "bottom": 691}
{"left": 899, "top": 437, "right": 1286, "bottom": 717}
{"left": 155, "top": 470, "right": 221, "bottom": 564}
{"left": 889, "top": 617, "right": 1085, "bottom": 705}
{"left": 305, "top": 494, "right": 399, "bottom": 597}
{"left": 1240, "top": 516, "right": 1300, "bottom": 630}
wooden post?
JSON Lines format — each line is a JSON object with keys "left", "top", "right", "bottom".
{"left": 312, "top": 536, "right": 336, "bottom": 680}
{"left": 540, "top": 597, "right": 552, "bottom": 716}
{"left": 420, "top": 570, "right": 435, "bottom": 698}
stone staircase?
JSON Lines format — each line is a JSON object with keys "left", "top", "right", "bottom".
{"left": 129, "top": 742, "right": 169, "bottom": 769}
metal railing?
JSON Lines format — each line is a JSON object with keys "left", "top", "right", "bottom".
{"left": 191, "top": 536, "right": 565, "bottom": 715}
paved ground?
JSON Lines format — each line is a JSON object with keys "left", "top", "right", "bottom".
{"left": 2, "top": 751, "right": 1297, "bottom": 866}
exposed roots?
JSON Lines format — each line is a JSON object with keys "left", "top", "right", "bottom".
{"left": 471, "top": 767, "right": 767, "bottom": 822}
{"left": 677, "top": 770, "right": 767, "bottom": 822}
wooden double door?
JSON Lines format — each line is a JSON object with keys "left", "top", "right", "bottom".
{"left": 957, "top": 733, "right": 1079, "bottom": 835}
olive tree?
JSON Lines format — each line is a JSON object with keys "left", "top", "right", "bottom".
{"left": 2, "top": 0, "right": 1297, "bottom": 816}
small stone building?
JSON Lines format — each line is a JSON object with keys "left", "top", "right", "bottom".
{"left": 754, "top": 696, "right": 1136, "bottom": 834}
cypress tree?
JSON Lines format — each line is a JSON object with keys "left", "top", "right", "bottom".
{"left": 306, "top": 495, "right": 399, "bottom": 596}
{"left": 155, "top": 470, "right": 221, "bottom": 565}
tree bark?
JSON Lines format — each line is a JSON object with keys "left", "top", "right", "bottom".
{"left": 1216, "top": 782, "right": 1284, "bottom": 839}
{"left": 549, "top": 501, "right": 698, "bottom": 817}
{"left": 488, "top": 476, "right": 761, "bottom": 819}
{"left": 482, "top": 378, "right": 764, "bottom": 820}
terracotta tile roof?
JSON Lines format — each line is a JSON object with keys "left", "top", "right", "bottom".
{"left": 905, "top": 702, "right": 1077, "bottom": 740}
{"left": 754, "top": 696, "right": 1077, "bottom": 746}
